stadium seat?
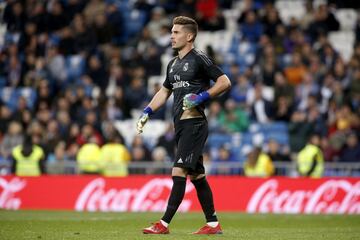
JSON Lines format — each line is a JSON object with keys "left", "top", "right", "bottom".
{"left": 275, "top": 0, "right": 305, "bottom": 24}
{"left": 328, "top": 31, "right": 355, "bottom": 62}
{"left": 208, "top": 134, "right": 232, "bottom": 148}
{"left": 335, "top": 9, "right": 358, "bottom": 31}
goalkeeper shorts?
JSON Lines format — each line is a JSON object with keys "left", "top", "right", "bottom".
{"left": 173, "top": 117, "right": 207, "bottom": 175}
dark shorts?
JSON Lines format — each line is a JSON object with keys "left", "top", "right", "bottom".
{"left": 174, "top": 118, "right": 208, "bottom": 175}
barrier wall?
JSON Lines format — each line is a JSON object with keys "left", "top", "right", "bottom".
{"left": 0, "top": 176, "right": 359, "bottom": 214}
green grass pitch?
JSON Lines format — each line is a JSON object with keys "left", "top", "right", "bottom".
{"left": 0, "top": 210, "right": 359, "bottom": 240}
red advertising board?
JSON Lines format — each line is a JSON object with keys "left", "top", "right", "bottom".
{"left": 0, "top": 176, "right": 359, "bottom": 214}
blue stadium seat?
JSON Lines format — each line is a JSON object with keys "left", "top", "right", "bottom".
{"left": 208, "top": 134, "right": 232, "bottom": 148}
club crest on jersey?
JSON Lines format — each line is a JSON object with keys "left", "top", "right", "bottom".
{"left": 183, "top": 62, "right": 189, "bottom": 71}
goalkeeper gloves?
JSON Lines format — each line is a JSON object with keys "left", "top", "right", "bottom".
{"left": 136, "top": 106, "right": 153, "bottom": 134}
{"left": 182, "top": 91, "right": 210, "bottom": 110}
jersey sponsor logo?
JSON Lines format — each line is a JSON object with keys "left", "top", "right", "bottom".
{"left": 174, "top": 74, "right": 181, "bottom": 81}
{"left": 183, "top": 62, "right": 189, "bottom": 71}
{"left": 171, "top": 81, "right": 190, "bottom": 89}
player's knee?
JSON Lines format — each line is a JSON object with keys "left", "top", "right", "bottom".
{"left": 190, "top": 173, "right": 206, "bottom": 182}
{"left": 172, "top": 167, "right": 188, "bottom": 177}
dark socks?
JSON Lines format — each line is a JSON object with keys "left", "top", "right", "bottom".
{"left": 191, "top": 177, "right": 218, "bottom": 222}
{"left": 161, "top": 176, "right": 187, "bottom": 224}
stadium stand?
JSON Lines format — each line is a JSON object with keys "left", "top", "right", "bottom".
{"left": 0, "top": 0, "right": 359, "bottom": 177}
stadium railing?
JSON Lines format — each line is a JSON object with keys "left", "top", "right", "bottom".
{"left": 0, "top": 160, "right": 360, "bottom": 177}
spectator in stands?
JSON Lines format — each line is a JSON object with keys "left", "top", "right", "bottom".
{"left": 83, "top": 0, "right": 106, "bottom": 25}
{"left": 65, "top": 0, "right": 86, "bottom": 21}
{"left": 71, "top": 13, "right": 97, "bottom": 55}
{"left": 274, "top": 95, "right": 293, "bottom": 122}
{"left": 284, "top": 52, "right": 307, "bottom": 86}
{"left": 262, "top": 6, "right": 282, "bottom": 38}
{"left": 100, "top": 132, "right": 131, "bottom": 177}
{"left": 106, "top": 3, "right": 123, "bottom": 43}
{"left": 47, "top": 141, "right": 71, "bottom": 175}
{"left": 42, "top": 119, "right": 61, "bottom": 156}
{"left": 11, "top": 134, "right": 45, "bottom": 176}
{"left": 148, "top": 146, "right": 169, "bottom": 174}
{"left": 340, "top": 132, "right": 360, "bottom": 162}
{"left": 198, "top": 9, "right": 226, "bottom": 31}
{"left": 35, "top": 80, "right": 52, "bottom": 112}
{"left": 230, "top": 75, "right": 251, "bottom": 105}
{"left": 272, "top": 24, "right": 287, "bottom": 55}
{"left": 332, "top": 81, "right": 347, "bottom": 107}
{"left": 300, "top": 0, "right": 314, "bottom": 30}
{"left": 147, "top": 7, "right": 171, "bottom": 40}
{"left": 211, "top": 144, "right": 239, "bottom": 175}
{"left": 240, "top": 10, "right": 263, "bottom": 42}
{"left": 261, "top": 56, "right": 280, "bottom": 87}
{"left": 207, "top": 101, "right": 223, "bottom": 133}
{"left": 5, "top": 55, "right": 22, "bottom": 87}
{"left": 274, "top": 71, "right": 295, "bottom": 106}
{"left": 0, "top": 121, "right": 24, "bottom": 160}
{"left": 86, "top": 54, "right": 109, "bottom": 91}
{"left": 124, "top": 77, "right": 149, "bottom": 113}
{"left": 12, "top": 96, "right": 30, "bottom": 122}
{"left": 76, "top": 136, "right": 102, "bottom": 174}
{"left": 93, "top": 13, "right": 113, "bottom": 46}
{"left": 46, "top": 45, "right": 67, "bottom": 85}
{"left": 308, "top": 4, "right": 340, "bottom": 41}
{"left": 296, "top": 72, "right": 319, "bottom": 111}
{"left": 297, "top": 133, "right": 324, "bottom": 178}
{"left": 244, "top": 146, "right": 274, "bottom": 177}
{"left": 131, "top": 135, "right": 151, "bottom": 162}
{"left": 76, "top": 124, "right": 103, "bottom": 146}
{"left": 249, "top": 82, "right": 274, "bottom": 123}
{"left": 349, "top": 68, "right": 360, "bottom": 115}
{"left": 288, "top": 110, "right": 314, "bottom": 153}
{"left": 218, "top": 99, "right": 249, "bottom": 133}
{"left": 3, "top": 1, "right": 26, "bottom": 33}
{"left": 266, "top": 139, "right": 290, "bottom": 162}
{"left": 46, "top": 1, "right": 69, "bottom": 33}
{"left": 196, "top": 0, "right": 218, "bottom": 22}
{"left": 18, "top": 22, "right": 37, "bottom": 53}
{"left": 0, "top": 105, "right": 12, "bottom": 137}
{"left": 156, "top": 123, "right": 176, "bottom": 159}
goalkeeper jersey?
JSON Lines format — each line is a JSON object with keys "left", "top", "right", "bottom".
{"left": 163, "top": 48, "right": 224, "bottom": 123}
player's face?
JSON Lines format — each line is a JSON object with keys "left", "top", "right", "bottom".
{"left": 171, "top": 24, "right": 192, "bottom": 51}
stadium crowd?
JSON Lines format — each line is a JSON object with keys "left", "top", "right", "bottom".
{"left": 0, "top": 0, "right": 359, "bottom": 176}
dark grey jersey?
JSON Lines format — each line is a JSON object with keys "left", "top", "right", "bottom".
{"left": 163, "top": 48, "right": 224, "bottom": 123}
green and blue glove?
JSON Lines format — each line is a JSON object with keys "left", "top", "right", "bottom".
{"left": 136, "top": 106, "right": 153, "bottom": 134}
{"left": 182, "top": 91, "right": 210, "bottom": 110}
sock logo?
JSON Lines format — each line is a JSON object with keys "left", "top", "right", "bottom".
{"left": 177, "top": 158, "right": 183, "bottom": 163}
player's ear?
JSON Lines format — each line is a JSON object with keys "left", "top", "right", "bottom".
{"left": 187, "top": 33, "right": 194, "bottom": 42}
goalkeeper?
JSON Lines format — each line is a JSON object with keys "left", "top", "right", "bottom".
{"left": 137, "top": 16, "right": 231, "bottom": 235}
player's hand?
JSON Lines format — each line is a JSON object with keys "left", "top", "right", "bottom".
{"left": 136, "top": 113, "right": 149, "bottom": 134}
{"left": 182, "top": 91, "right": 210, "bottom": 110}
{"left": 136, "top": 106, "right": 153, "bottom": 134}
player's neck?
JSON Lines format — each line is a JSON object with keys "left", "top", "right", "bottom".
{"left": 178, "top": 45, "right": 193, "bottom": 59}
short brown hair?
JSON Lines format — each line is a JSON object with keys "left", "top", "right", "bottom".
{"left": 173, "top": 16, "right": 198, "bottom": 41}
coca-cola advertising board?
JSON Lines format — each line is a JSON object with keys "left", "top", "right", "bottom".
{"left": 1, "top": 176, "right": 359, "bottom": 214}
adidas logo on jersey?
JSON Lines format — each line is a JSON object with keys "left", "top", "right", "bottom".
{"left": 177, "top": 158, "right": 183, "bottom": 164}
